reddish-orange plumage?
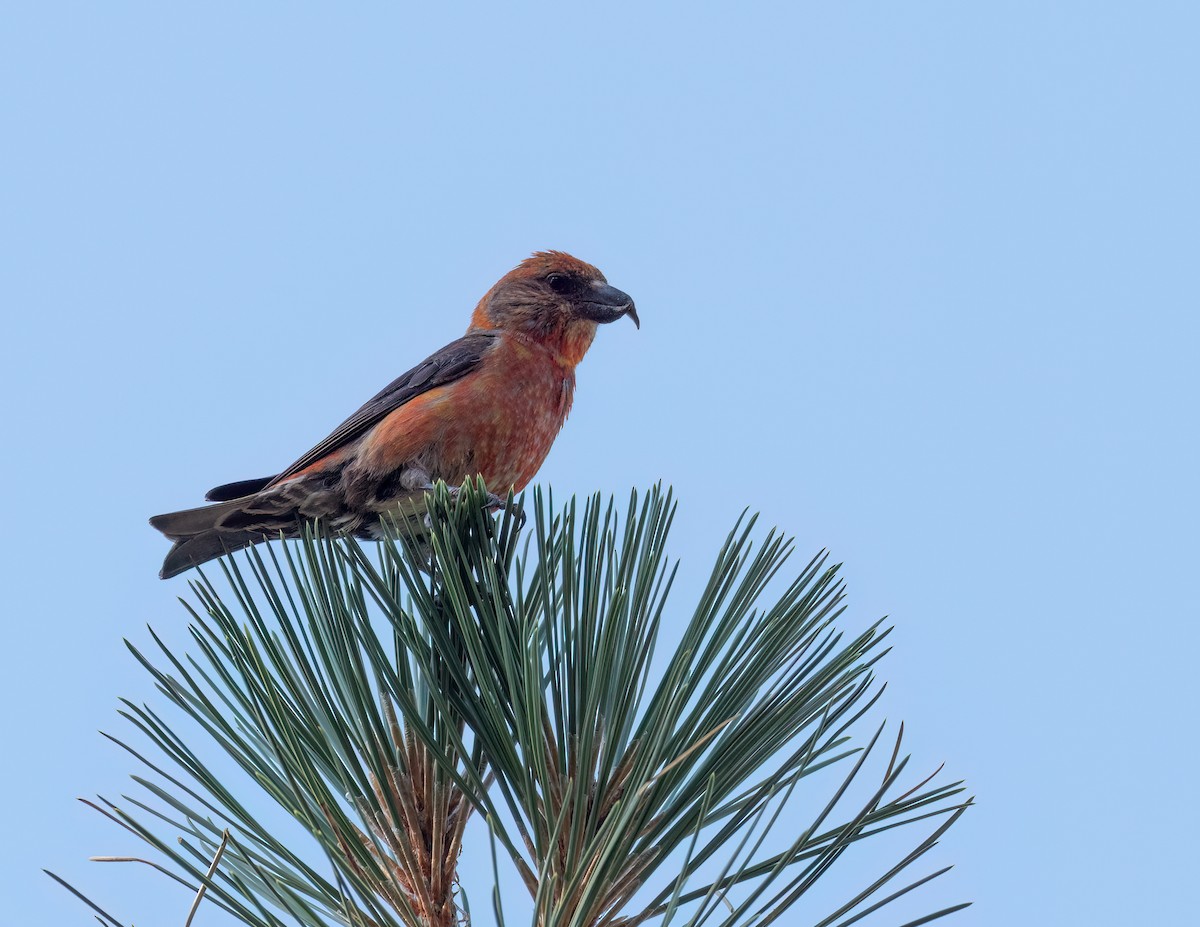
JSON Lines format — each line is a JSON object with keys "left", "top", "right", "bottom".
{"left": 360, "top": 336, "right": 573, "bottom": 490}
{"left": 150, "top": 251, "right": 638, "bottom": 579}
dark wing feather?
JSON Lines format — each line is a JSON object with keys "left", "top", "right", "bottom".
{"left": 265, "top": 330, "right": 500, "bottom": 487}
{"left": 206, "top": 476, "right": 276, "bottom": 501}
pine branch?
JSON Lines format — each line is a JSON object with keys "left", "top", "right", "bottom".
{"left": 54, "top": 483, "right": 969, "bottom": 927}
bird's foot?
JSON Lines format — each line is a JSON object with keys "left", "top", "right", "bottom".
{"left": 471, "top": 489, "right": 527, "bottom": 530}
{"left": 495, "top": 495, "right": 527, "bottom": 530}
{"left": 421, "top": 484, "right": 526, "bottom": 531}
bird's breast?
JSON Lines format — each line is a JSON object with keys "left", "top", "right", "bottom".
{"left": 432, "top": 338, "right": 576, "bottom": 492}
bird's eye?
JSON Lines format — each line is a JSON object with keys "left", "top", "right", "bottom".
{"left": 546, "top": 273, "right": 574, "bottom": 294}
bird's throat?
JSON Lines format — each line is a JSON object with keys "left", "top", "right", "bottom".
{"left": 506, "top": 321, "right": 598, "bottom": 370}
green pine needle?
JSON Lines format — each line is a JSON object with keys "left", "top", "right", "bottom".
{"left": 57, "top": 483, "right": 969, "bottom": 927}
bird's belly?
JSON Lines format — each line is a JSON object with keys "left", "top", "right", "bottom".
{"left": 433, "top": 362, "right": 573, "bottom": 492}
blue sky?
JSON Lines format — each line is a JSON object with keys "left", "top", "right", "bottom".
{"left": 3, "top": 3, "right": 1197, "bottom": 924}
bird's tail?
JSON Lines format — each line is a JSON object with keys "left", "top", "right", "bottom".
{"left": 150, "top": 499, "right": 292, "bottom": 579}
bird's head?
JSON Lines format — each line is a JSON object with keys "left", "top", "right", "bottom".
{"left": 470, "top": 251, "right": 638, "bottom": 365}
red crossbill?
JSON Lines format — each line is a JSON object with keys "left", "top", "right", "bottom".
{"left": 151, "top": 251, "right": 638, "bottom": 579}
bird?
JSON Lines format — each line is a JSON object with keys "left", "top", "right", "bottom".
{"left": 150, "top": 251, "right": 638, "bottom": 579}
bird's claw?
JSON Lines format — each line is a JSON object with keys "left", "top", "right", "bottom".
{"left": 480, "top": 490, "right": 526, "bottom": 530}
{"left": 422, "top": 485, "right": 526, "bottom": 532}
{"left": 500, "top": 496, "right": 527, "bottom": 531}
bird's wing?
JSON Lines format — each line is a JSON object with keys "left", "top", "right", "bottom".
{"left": 205, "top": 476, "right": 276, "bottom": 502}
{"left": 206, "top": 331, "right": 501, "bottom": 497}
{"left": 271, "top": 330, "right": 501, "bottom": 485}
